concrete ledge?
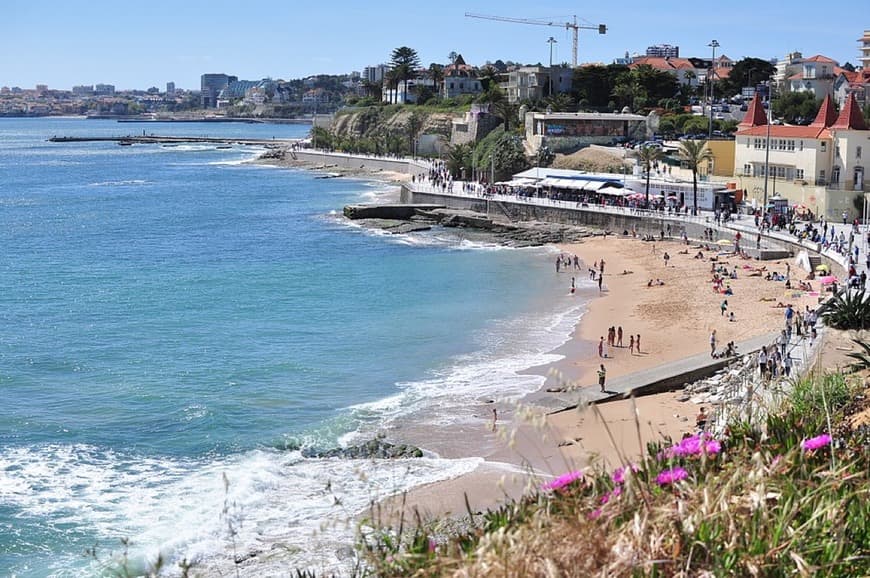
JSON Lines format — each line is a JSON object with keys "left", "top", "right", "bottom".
{"left": 343, "top": 204, "right": 444, "bottom": 220}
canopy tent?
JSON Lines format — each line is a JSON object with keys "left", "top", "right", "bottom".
{"left": 539, "top": 177, "right": 624, "bottom": 194}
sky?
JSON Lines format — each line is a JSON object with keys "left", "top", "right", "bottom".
{"left": 1, "top": 0, "right": 866, "bottom": 91}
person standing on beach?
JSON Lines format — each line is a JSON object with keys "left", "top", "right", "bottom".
{"left": 710, "top": 330, "right": 717, "bottom": 357}
{"left": 617, "top": 326, "right": 623, "bottom": 347}
{"left": 599, "top": 259, "right": 606, "bottom": 275}
{"left": 629, "top": 334, "right": 635, "bottom": 354}
{"left": 720, "top": 299, "right": 728, "bottom": 316}
{"left": 598, "top": 364, "right": 607, "bottom": 392}
{"left": 555, "top": 256, "right": 561, "bottom": 273}
{"left": 598, "top": 336, "right": 605, "bottom": 358}
{"left": 598, "top": 273, "right": 603, "bottom": 292}
{"left": 636, "top": 334, "right": 641, "bottom": 353}
{"left": 663, "top": 251, "right": 670, "bottom": 267}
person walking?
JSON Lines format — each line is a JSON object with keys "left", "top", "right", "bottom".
{"left": 617, "top": 326, "right": 623, "bottom": 347}
{"left": 635, "top": 334, "right": 641, "bottom": 353}
{"left": 629, "top": 334, "right": 635, "bottom": 354}
{"left": 720, "top": 299, "right": 728, "bottom": 316}
{"left": 597, "top": 364, "right": 607, "bottom": 392}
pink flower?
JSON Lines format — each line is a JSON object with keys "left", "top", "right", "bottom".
{"left": 661, "top": 434, "right": 722, "bottom": 459}
{"left": 541, "top": 470, "right": 584, "bottom": 492}
{"left": 600, "top": 486, "right": 623, "bottom": 505}
{"left": 802, "top": 434, "right": 832, "bottom": 451}
{"left": 611, "top": 464, "right": 639, "bottom": 484}
{"left": 589, "top": 508, "right": 602, "bottom": 519}
{"left": 656, "top": 467, "right": 688, "bottom": 486}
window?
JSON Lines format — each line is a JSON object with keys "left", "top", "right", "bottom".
{"left": 819, "top": 169, "right": 826, "bottom": 183}
{"left": 788, "top": 140, "right": 795, "bottom": 151}
{"left": 799, "top": 140, "right": 804, "bottom": 151}
{"left": 835, "top": 143, "right": 840, "bottom": 157}
{"left": 796, "top": 168, "right": 805, "bottom": 180}
{"left": 777, "top": 166, "right": 786, "bottom": 178}
{"left": 743, "top": 163, "right": 751, "bottom": 176}
{"left": 821, "top": 142, "right": 827, "bottom": 152}
{"left": 858, "top": 146, "right": 863, "bottom": 160}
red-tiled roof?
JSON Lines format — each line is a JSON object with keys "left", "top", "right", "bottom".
{"left": 802, "top": 54, "right": 838, "bottom": 64}
{"left": 738, "top": 94, "right": 767, "bottom": 128}
{"left": 737, "top": 125, "right": 831, "bottom": 138}
{"left": 810, "top": 95, "right": 837, "bottom": 127}
{"left": 831, "top": 93, "right": 868, "bottom": 130}
{"left": 629, "top": 56, "right": 696, "bottom": 71}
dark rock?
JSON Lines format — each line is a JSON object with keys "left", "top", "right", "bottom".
{"left": 302, "top": 439, "right": 424, "bottom": 459}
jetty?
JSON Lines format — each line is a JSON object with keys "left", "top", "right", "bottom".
{"left": 47, "top": 135, "right": 293, "bottom": 146}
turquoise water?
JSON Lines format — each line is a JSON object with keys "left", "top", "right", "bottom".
{"left": 0, "top": 118, "right": 583, "bottom": 575}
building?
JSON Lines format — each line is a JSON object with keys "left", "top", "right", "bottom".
{"left": 442, "top": 55, "right": 483, "bottom": 99}
{"left": 787, "top": 55, "right": 839, "bottom": 98}
{"left": 363, "top": 64, "right": 389, "bottom": 84}
{"left": 733, "top": 93, "right": 868, "bottom": 219}
{"left": 499, "top": 66, "right": 573, "bottom": 103}
{"left": 646, "top": 44, "right": 680, "bottom": 58}
{"left": 523, "top": 110, "right": 649, "bottom": 153}
{"left": 859, "top": 30, "right": 870, "bottom": 69}
{"left": 200, "top": 73, "right": 237, "bottom": 108}
{"left": 629, "top": 56, "right": 699, "bottom": 86}
{"left": 94, "top": 84, "right": 115, "bottom": 96}
{"left": 72, "top": 85, "right": 94, "bottom": 96}
{"left": 166, "top": 82, "right": 175, "bottom": 96}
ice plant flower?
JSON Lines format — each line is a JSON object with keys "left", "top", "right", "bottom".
{"left": 656, "top": 466, "right": 688, "bottom": 486}
{"left": 588, "top": 508, "right": 602, "bottom": 519}
{"left": 802, "top": 434, "right": 832, "bottom": 451}
{"left": 661, "top": 434, "right": 722, "bottom": 458}
{"left": 541, "top": 470, "right": 583, "bottom": 492}
{"left": 611, "top": 464, "right": 638, "bottom": 484}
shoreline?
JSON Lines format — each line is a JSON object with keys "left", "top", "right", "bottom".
{"left": 254, "top": 147, "right": 825, "bottom": 529}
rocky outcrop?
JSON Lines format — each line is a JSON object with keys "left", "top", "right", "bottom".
{"left": 302, "top": 439, "right": 424, "bottom": 459}
{"left": 331, "top": 108, "right": 457, "bottom": 140}
{"left": 345, "top": 204, "right": 598, "bottom": 247}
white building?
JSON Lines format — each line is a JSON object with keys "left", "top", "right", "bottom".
{"left": 733, "top": 93, "right": 868, "bottom": 219}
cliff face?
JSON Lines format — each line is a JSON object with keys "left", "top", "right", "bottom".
{"left": 330, "top": 107, "right": 458, "bottom": 139}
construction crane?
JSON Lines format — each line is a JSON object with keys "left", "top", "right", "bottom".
{"left": 465, "top": 13, "right": 606, "bottom": 67}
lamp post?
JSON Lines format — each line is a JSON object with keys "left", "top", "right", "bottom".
{"left": 762, "top": 82, "right": 772, "bottom": 214}
{"left": 707, "top": 40, "right": 720, "bottom": 139}
{"left": 547, "top": 37, "right": 557, "bottom": 98}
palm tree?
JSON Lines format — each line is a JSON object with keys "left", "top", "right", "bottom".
{"left": 636, "top": 145, "right": 665, "bottom": 207}
{"left": 677, "top": 139, "right": 713, "bottom": 215}
{"left": 428, "top": 63, "right": 445, "bottom": 98}
{"left": 390, "top": 46, "right": 421, "bottom": 104}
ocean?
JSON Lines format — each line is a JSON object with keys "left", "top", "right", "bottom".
{"left": 0, "top": 118, "right": 585, "bottom": 576}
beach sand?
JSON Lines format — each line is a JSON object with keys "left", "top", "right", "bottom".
{"left": 391, "top": 234, "right": 824, "bottom": 517}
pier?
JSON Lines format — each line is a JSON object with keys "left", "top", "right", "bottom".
{"left": 47, "top": 135, "right": 294, "bottom": 146}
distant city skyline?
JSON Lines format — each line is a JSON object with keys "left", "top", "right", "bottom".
{"left": 1, "top": 0, "right": 866, "bottom": 91}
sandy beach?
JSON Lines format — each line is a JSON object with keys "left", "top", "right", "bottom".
{"left": 390, "top": 232, "right": 824, "bottom": 519}
{"left": 260, "top": 150, "right": 824, "bottom": 523}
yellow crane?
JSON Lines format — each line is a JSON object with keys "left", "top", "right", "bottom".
{"left": 464, "top": 13, "right": 606, "bottom": 68}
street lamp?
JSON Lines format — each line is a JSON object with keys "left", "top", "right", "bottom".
{"left": 762, "top": 81, "right": 772, "bottom": 214}
{"left": 547, "top": 37, "right": 557, "bottom": 97}
{"left": 707, "top": 40, "right": 720, "bottom": 139}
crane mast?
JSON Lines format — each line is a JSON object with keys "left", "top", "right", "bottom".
{"left": 464, "top": 12, "right": 606, "bottom": 67}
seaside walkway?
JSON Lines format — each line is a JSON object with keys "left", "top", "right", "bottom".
{"left": 527, "top": 329, "right": 820, "bottom": 414}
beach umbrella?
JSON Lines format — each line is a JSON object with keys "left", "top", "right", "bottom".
{"left": 815, "top": 264, "right": 829, "bottom": 272}
{"left": 819, "top": 275, "right": 838, "bottom": 285}
{"left": 716, "top": 239, "right": 733, "bottom": 246}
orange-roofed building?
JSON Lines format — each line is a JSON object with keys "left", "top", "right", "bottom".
{"left": 629, "top": 56, "right": 700, "bottom": 87}
{"left": 733, "top": 93, "right": 868, "bottom": 219}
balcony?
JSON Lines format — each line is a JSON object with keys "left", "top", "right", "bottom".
{"left": 815, "top": 178, "right": 827, "bottom": 186}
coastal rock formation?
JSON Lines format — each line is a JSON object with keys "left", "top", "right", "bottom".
{"left": 345, "top": 204, "right": 596, "bottom": 247}
{"left": 302, "top": 439, "right": 424, "bottom": 459}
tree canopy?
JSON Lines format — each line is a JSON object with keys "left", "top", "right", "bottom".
{"left": 773, "top": 92, "right": 821, "bottom": 125}
{"left": 718, "top": 57, "right": 776, "bottom": 98}
{"left": 390, "top": 46, "right": 421, "bottom": 103}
